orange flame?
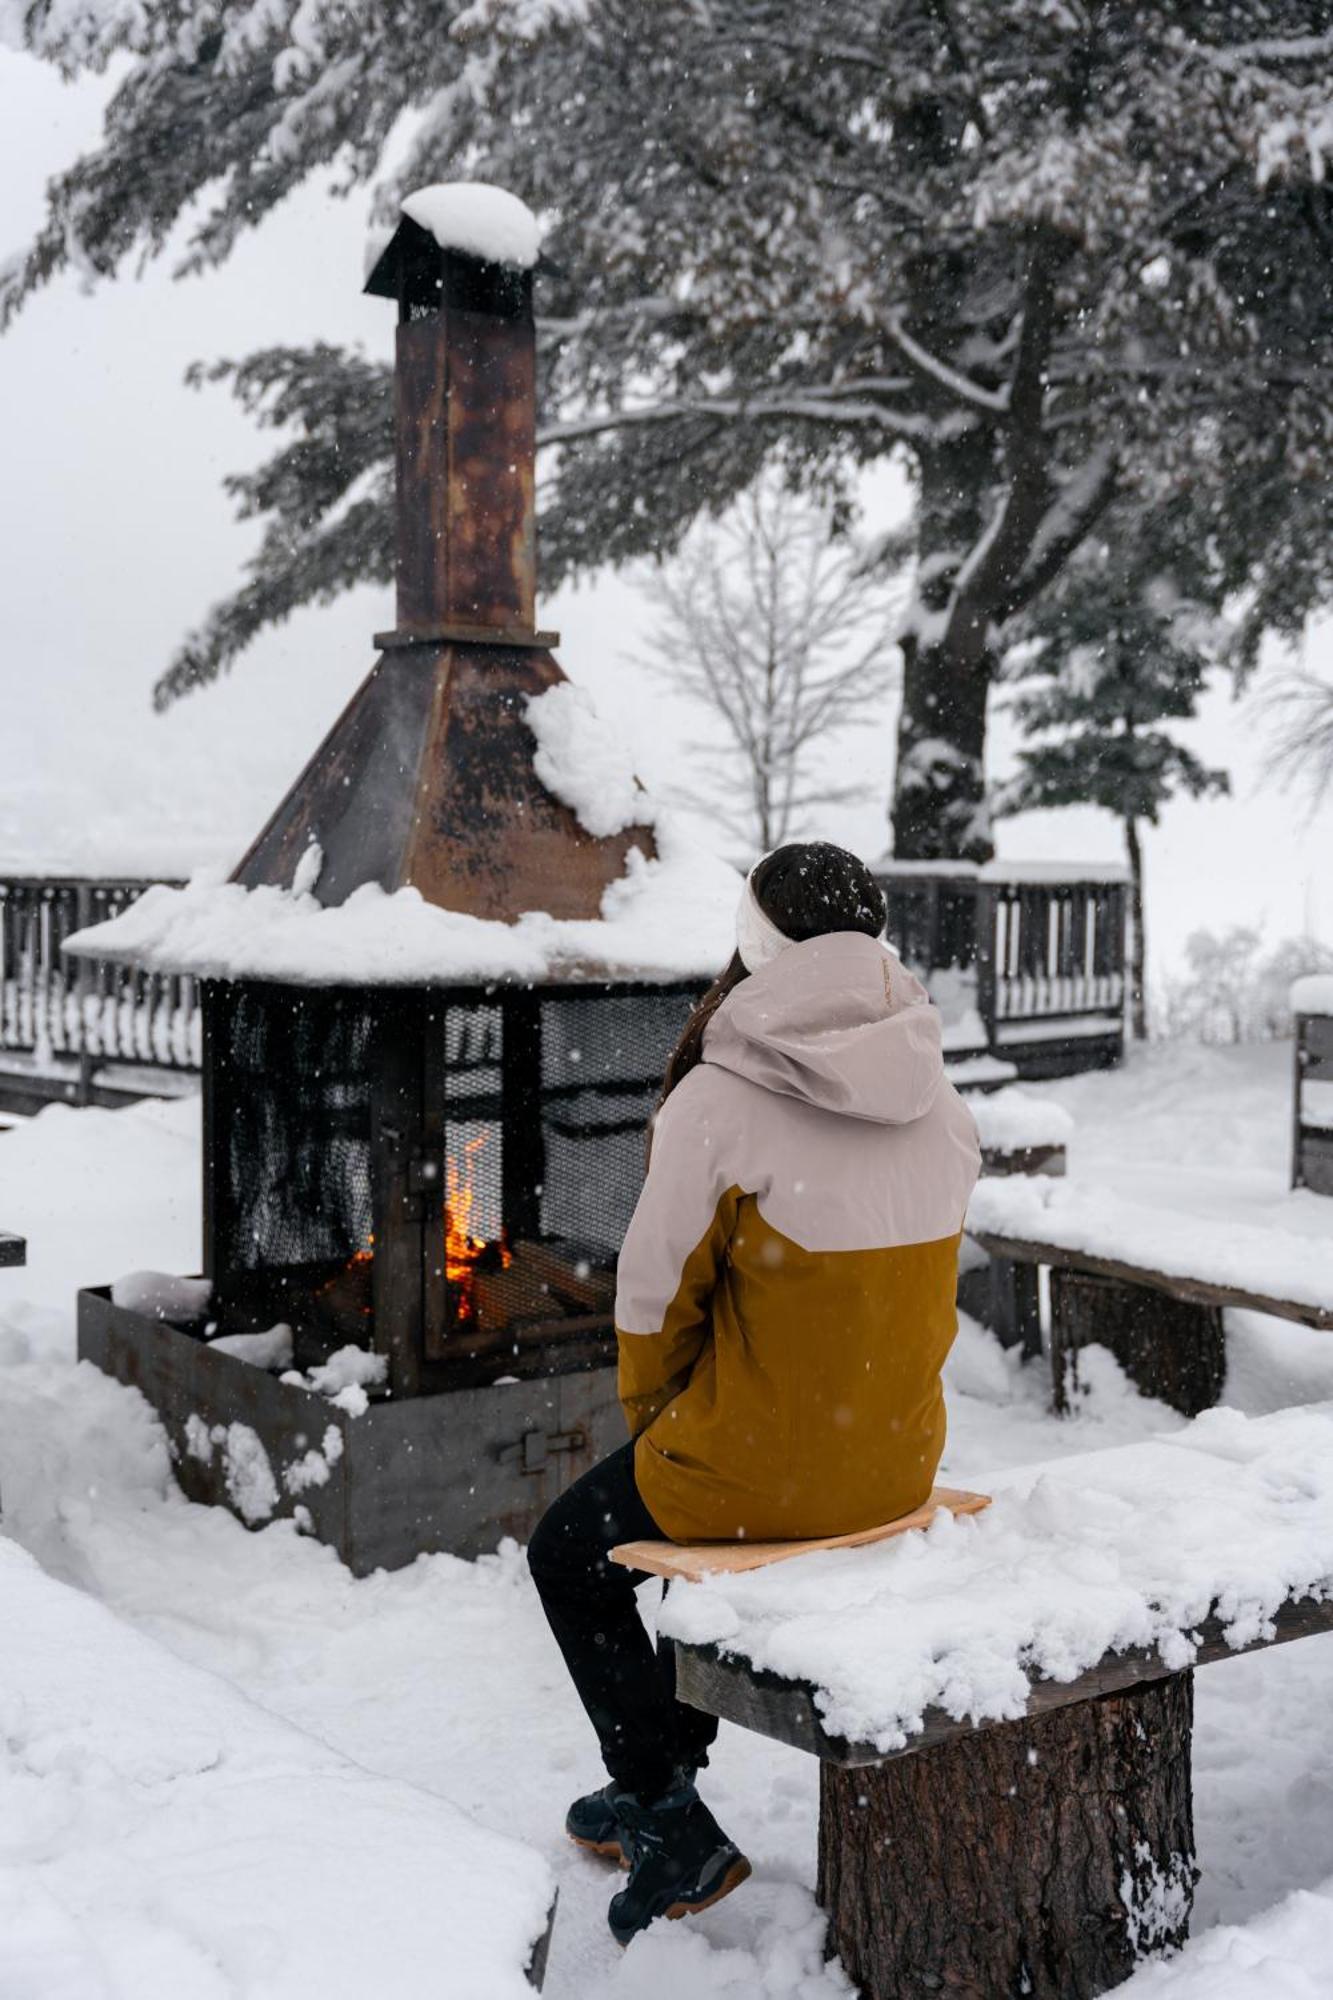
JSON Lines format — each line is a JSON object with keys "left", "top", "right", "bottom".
{"left": 445, "top": 1132, "right": 511, "bottom": 1322}
{"left": 333, "top": 1138, "right": 509, "bottom": 1327}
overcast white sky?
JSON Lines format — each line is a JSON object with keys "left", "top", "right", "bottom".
{"left": 1, "top": 48, "right": 1330, "bottom": 979}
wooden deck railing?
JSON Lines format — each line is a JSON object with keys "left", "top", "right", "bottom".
{"left": 0, "top": 864, "right": 1129, "bottom": 1108}
{"left": 0, "top": 877, "right": 198, "bottom": 1104}
{"left": 878, "top": 864, "right": 1127, "bottom": 1077}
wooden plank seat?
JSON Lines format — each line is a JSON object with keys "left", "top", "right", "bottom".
{"left": 611, "top": 1486, "right": 992, "bottom": 1582}
{"left": 654, "top": 1418, "right": 1333, "bottom": 2000}
{"left": 0, "top": 1230, "right": 26, "bottom": 1268}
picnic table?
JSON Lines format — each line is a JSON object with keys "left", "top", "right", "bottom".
{"left": 649, "top": 1407, "right": 1333, "bottom": 2000}
{"left": 966, "top": 1176, "right": 1333, "bottom": 1415}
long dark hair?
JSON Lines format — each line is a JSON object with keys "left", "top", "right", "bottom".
{"left": 659, "top": 842, "right": 886, "bottom": 1104}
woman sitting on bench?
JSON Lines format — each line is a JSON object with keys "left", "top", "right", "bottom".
{"left": 528, "top": 841, "right": 981, "bottom": 1945}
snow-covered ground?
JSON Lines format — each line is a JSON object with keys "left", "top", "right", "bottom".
{"left": 2, "top": 1042, "right": 1332, "bottom": 1996}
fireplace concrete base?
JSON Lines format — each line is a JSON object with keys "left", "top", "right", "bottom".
{"left": 78, "top": 1287, "right": 624, "bottom": 1575}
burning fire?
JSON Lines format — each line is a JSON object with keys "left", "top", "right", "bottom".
{"left": 331, "top": 1134, "right": 510, "bottom": 1325}
{"left": 445, "top": 1131, "right": 512, "bottom": 1319}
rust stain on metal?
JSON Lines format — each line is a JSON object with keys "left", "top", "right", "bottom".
{"left": 445, "top": 307, "right": 536, "bottom": 630}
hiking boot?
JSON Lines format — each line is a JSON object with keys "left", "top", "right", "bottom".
{"left": 566, "top": 1780, "right": 626, "bottom": 1861}
{"left": 566, "top": 1758, "right": 708, "bottom": 1862}
{"left": 606, "top": 1778, "right": 750, "bottom": 1945}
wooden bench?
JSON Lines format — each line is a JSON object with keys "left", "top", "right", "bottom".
{"left": 670, "top": 1593, "right": 1333, "bottom": 2000}
{"left": 0, "top": 1231, "right": 26, "bottom": 1268}
{"left": 636, "top": 1427, "right": 1333, "bottom": 2000}
{"left": 969, "top": 1227, "right": 1332, "bottom": 1416}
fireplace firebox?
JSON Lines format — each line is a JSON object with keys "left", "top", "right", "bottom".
{"left": 72, "top": 186, "right": 716, "bottom": 1572}
{"left": 204, "top": 978, "right": 695, "bottom": 1392}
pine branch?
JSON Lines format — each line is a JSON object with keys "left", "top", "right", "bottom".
{"left": 538, "top": 387, "right": 967, "bottom": 450}
{"left": 881, "top": 314, "right": 1009, "bottom": 415}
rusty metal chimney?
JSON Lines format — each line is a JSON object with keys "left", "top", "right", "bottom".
{"left": 232, "top": 186, "right": 653, "bottom": 924}
{"left": 374, "top": 198, "right": 540, "bottom": 640}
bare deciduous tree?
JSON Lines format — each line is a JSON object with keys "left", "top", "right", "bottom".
{"left": 1261, "top": 669, "right": 1333, "bottom": 811}
{"left": 639, "top": 481, "right": 902, "bottom": 853}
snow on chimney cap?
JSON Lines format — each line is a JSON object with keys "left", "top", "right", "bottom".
{"left": 400, "top": 182, "right": 542, "bottom": 270}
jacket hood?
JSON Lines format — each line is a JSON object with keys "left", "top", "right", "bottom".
{"left": 703, "top": 931, "right": 944, "bottom": 1125}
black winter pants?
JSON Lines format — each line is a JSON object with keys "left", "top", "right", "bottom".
{"left": 527, "top": 1441, "right": 719, "bottom": 1799}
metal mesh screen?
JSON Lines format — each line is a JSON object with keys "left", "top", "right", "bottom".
{"left": 219, "top": 987, "right": 376, "bottom": 1272}
{"left": 539, "top": 991, "right": 695, "bottom": 1253}
{"left": 208, "top": 982, "right": 699, "bottom": 1353}
{"left": 444, "top": 1004, "right": 504, "bottom": 1246}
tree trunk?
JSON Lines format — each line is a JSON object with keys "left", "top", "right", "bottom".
{"left": 891, "top": 435, "right": 999, "bottom": 863}
{"left": 1125, "top": 817, "right": 1147, "bottom": 1040}
{"left": 818, "top": 1673, "right": 1196, "bottom": 2000}
{"left": 1049, "top": 1268, "right": 1226, "bottom": 1419}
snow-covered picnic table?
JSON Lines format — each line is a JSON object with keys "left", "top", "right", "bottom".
{"left": 658, "top": 1405, "right": 1333, "bottom": 2000}
{"left": 0, "top": 1538, "right": 555, "bottom": 1998}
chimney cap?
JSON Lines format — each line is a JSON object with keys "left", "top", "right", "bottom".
{"left": 405, "top": 182, "right": 541, "bottom": 267}
{"left": 364, "top": 181, "right": 542, "bottom": 306}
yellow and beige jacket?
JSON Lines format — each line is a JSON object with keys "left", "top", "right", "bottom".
{"left": 615, "top": 931, "right": 981, "bottom": 1543}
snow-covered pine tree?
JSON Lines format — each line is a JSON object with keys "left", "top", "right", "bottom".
{"left": 998, "top": 514, "right": 1230, "bottom": 1039}
{"left": 4, "top": 3, "right": 1331, "bottom": 860}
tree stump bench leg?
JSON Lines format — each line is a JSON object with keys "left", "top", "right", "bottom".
{"left": 986, "top": 1255, "right": 1043, "bottom": 1360}
{"left": 1049, "top": 1270, "right": 1226, "bottom": 1417}
{"left": 817, "top": 1672, "right": 1196, "bottom": 2000}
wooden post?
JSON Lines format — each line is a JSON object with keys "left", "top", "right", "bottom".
{"left": 1293, "top": 1015, "right": 1306, "bottom": 1191}
{"left": 373, "top": 991, "right": 429, "bottom": 1400}
{"left": 974, "top": 879, "right": 998, "bottom": 1044}
{"left": 988, "top": 1254, "right": 1042, "bottom": 1359}
{"left": 502, "top": 988, "right": 546, "bottom": 1245}
{"left": 73, "top": 881, "right": 96, "bottom": 1106}
{"left": 818, "top": 1673, "right": 1196, "bottom": 2000}
{"left": 1050, "top": 1268, "right": 1225, "bottom": 1418}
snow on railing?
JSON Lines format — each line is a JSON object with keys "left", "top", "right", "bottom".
{"left": 875, "top": 862, "right": 1127, "bottom": 1052}
{"left": 0, "top": 876, "right": 197, "bottom": 1096}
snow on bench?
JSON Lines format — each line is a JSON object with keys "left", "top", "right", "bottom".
{"left": 0, "top": 1538, "right": 555, "bottom": 1998}
{"left": 966, "top": 1170, "right": 1333, "bottom": 1417}
{"left": 969, "top": 1085, "right": 1073, "bottom": 1175}
{"left": 657, "top": 1406, "right": 1333, "bottom": 2000}
{"left": 967, "top": 1175, "right": 1333, "bottom": 1329}
{"left": 660, "top": 1405, "right": 1333, "bottom": 1756}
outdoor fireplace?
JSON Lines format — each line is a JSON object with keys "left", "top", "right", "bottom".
{"left": 203, "top": 976, "right": 694, "bottom": 1395}
{"left": 72, "top": 187, "right": 713, "bottom": 1573}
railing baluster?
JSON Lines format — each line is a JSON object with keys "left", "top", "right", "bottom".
{"left": 0, "top": 875, "right": 199, "bottom": 1094}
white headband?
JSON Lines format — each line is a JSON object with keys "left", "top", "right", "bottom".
{"left": 735, "top": 872, "right": 794, "bottom": 973}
